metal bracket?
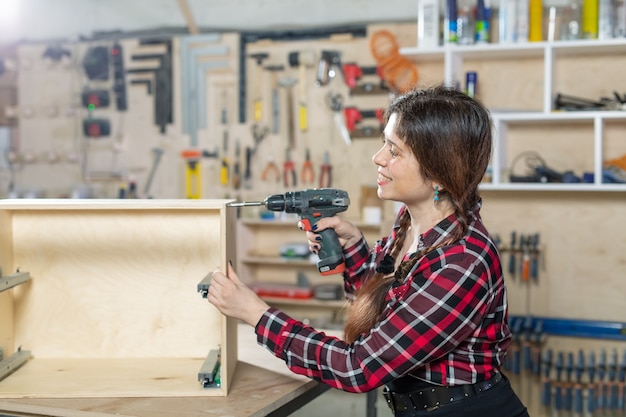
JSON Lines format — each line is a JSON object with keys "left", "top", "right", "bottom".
{"left": 0, "top": 347, "right": 32, "bottom": 382}
{"left": 0, "top": 270, "right": 31, "bottom": 293}
{"left": 197, "top": 273, "right": 211, "bottom": 298}
{"left": 198, "top": 349, "right": 220, "bottom": 388}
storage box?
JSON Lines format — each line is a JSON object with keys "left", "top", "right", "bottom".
{"left": 0, "top": 199, "right": 237, "bottom": 398}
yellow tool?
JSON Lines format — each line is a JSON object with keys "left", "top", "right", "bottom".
{"left": 248, "top": 53, "right": 269, "bottom": 123}
{"left": 288, "top": 50, "right": 315, "bottom": 132}
{"left": 220, "top": 130, "right": 229, "bottom": 186}
{"left": 181, "top": 149, "right": 202, "bottom": 199}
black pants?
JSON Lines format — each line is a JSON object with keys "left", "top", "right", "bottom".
{"left": 393, "top": 374, "right": 529, "bottom": 417}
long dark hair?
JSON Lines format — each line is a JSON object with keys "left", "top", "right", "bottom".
{"left": 343, "top": 85, "right": 493, "bottom": 343}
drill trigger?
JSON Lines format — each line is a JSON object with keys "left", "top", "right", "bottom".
{"left": 300, "top": 218, "right": 313, "bottom": 231}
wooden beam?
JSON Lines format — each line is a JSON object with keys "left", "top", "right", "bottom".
{"left": 177, "top": 0, "right": 199, "bottom": 35}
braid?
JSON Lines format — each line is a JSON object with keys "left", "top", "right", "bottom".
{"left": 445, "top": 195, "right": 470, "bottom": 245}
{"left": 343, "top": 209, "right": 411, "bottom": 343}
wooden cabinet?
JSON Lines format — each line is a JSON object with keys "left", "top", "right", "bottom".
{"left": 0, "top": 199, "right": 237, "bottom": 398}
{"left": 236, "top": 216, "right": 383, "bottom": 328}
{"left": 401, "top": 39, "right": 626, "bottom": 191}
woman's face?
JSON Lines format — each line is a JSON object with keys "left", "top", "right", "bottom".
{"left": 372, "top": 113, "right": 434, "bottom": 206}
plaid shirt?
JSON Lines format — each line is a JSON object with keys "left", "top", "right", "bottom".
{"left": 255, "top": 203, "right": 511, "bottom": 393}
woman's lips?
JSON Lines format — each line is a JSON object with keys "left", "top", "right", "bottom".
{"left": 377, "top": 173, "right": 391, "bottom": 185}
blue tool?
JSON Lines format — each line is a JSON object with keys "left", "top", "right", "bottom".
{"left": 609, "top": 349, "right": 618, "bottom": 412}
{"left": 588, "top": 350, "right": 596, "bottom": 415}
{"left": 574, "top": 350, "right": 585, "bottom": 415}
{"left": 510, "top": 317, "right": 523, "bottom": 375}
{"left": 532, "top": 320, "right": 544, "bottom": 376}
{"left": 541, "top": 348, "right": 553, "bottom": 408}
{"left": 523, "top": 316, "right": 534, "bottom": 372}
{"left": 618, "top": 350, "right": 626, "bottom": 412}
{"left": 530, "top": 233, "right": 540, "bottom": 281}
{"left": 565, "top": 352, "right": 574, "bottom": 412}
{"left": 508, "top": 231, "right": 516, "bottom": 279}
{"left": 555, "top": 351, "right": 564, "bottom": 412}
{"left": 598, "top": 350, "right": 607, "bottom": 413}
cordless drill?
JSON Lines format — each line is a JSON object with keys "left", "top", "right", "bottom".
{"left": 229, "top": 188, "right": 350, "bottom": 275}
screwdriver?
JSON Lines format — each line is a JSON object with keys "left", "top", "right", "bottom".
{"left": 508, "top": 231, "right": 516, "bottom": 280}
{"left": 521, "top": 234, "right": 530, "bottom": 282}
{"left": 531, "top": 232, "right": 540, "bottom": 281}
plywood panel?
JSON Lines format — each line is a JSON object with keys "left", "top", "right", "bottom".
{"left": 0, "top": 358, "right": 208, "bottom": 398}
{"left": 0, "top": 200, "right": 236, "bottom": 398}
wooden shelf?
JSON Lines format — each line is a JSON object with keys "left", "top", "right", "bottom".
{"left": 242, "top": 256, "right": 316, "bottom": 267}
{"left": 260, "top": 296, "right": 347, "bottom": 309}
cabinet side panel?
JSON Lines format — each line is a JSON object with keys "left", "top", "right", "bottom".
{"left": 0, "top": 210, "right": 15, "bottom": 356}
{"left": 11, "top": 209, "right": 223, "bottom": 359}
{"left": 222, "top": 206, "right": 238, "bottom": 395}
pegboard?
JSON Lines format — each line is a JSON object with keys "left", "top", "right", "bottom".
{"left": 8, "top": 32, "right": 240, "bottom": 200}
{"left": 6, "top": 23, "right": 424, "bottom": 223}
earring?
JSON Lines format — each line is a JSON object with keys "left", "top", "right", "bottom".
{"left": 434, "top": 185, "right": 439, "bottom": 202}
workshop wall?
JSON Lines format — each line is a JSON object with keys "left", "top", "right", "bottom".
{"left": 2, "top": 4, "right": 626, "bottom": 416}
{"left": 2, "top": 23, "right": 422, "bottom": 221}
{"left": 1, "top": 0, "right": 419, "bottom": 43}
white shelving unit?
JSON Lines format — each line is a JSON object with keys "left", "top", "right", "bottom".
{"left": 400, "top": 39, "right": 626, "bottom": 191}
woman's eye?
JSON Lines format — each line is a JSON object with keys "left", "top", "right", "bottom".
{"left": 389, "top": 146, "right": 397, "bottom": 156}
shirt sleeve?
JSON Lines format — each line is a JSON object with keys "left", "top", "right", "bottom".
{"left": 254, "top": 243, "right": 497, "bottom": 392}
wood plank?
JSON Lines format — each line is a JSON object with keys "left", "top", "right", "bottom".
{"left": 0, "top": 358, "right": 221, "bottom": 398}
{"left": 0, "top": 362, "right": 325, "bottom": 417}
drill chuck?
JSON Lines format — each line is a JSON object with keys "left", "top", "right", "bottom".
{"left": 263, "top": 194, "right": 287, "bottom": 211}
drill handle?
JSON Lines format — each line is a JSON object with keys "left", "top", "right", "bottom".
{"left": 300, "top": 214, "right": 345, "bottom": 276}
{"left": 317, "top": 227, "right": 345, "bottom": 276}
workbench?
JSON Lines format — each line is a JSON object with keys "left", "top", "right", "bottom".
{"left": 0, "top": 324, "right": 329, "bottom": 417}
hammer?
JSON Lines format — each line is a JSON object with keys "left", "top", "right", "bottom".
{"left": 288, "top": 50, "right": 315, "bottom": 132}
{"left": 278, "top": 77, "right": 298, "bottom": 149}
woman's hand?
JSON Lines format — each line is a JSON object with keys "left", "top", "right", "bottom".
{"left": 299, "top": 216, "right": 363, "bottom": 254}
{"left": 207, "top": 263, "right": 270, "bottom": 327}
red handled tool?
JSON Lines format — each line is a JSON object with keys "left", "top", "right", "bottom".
{"left": 301, "top": 148, "right": 315, "bottom": 185}
{"left": 343, "top": 107, "right": 384, "bottom": 138}
{"left": 319, "top": 151, "right": 332, "bottom": 188}
{"left": 261, "top": 155, "right": 280, "bottom": 182}
{"left": 341, "top": 63, "right": 387, "bottom": 94}
{"left": 283, "top": 148, "right": 297, "bottom": 187}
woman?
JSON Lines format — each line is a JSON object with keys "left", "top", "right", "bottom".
{"left": 208, "top": 85, "right": 529, "bottom": 416}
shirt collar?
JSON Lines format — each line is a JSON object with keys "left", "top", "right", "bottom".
{"left": 392, "top": 200, "right": 482, "bottom": 249}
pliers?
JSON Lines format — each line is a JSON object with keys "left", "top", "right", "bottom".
{"left": 301, "top": 148, "right": 315, "bottom": 185}
{"left": 261, "top": 155, "right": 280, "bottom": 182}
{"left": 319, "top": 151, "right": 332, "bottom": 188}
{"left": 283, "top": 148, "right": 297, "bottom": 187}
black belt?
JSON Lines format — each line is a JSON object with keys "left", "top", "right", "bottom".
{"left": 383, "top": 372, "right": 503, "bottom": 413}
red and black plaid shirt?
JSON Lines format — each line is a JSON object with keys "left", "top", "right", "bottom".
{"left": 255, "top": 202, "right": 511, "bottom": 393}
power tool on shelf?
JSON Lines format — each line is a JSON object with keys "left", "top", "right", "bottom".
{"left": 229, "top": 188, "right": 350, "bottom": 275}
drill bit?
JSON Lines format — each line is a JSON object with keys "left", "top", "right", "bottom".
{"left": 227, "top": 201, "right": 264, "bottom": 207}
